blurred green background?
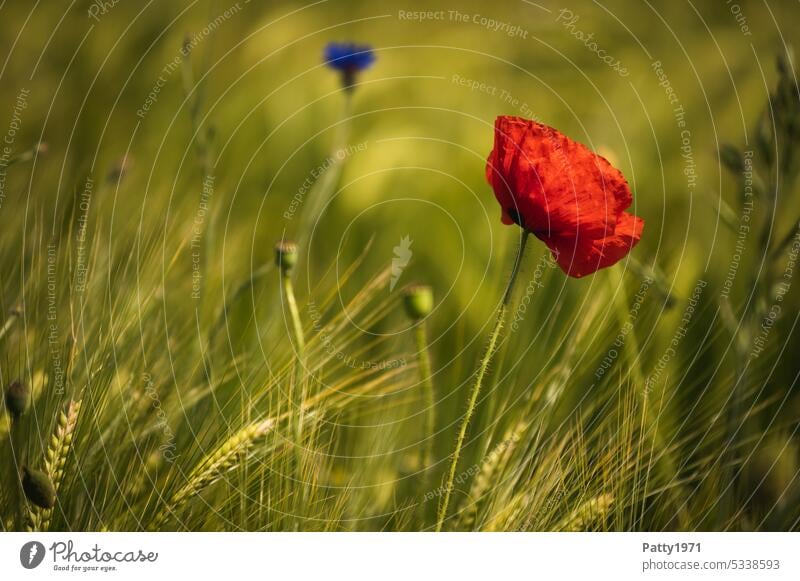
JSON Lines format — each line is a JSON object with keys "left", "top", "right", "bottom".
{"left": 2, "top": 0, "right": 798, "bottom": 315}
{"left": 1, "top": 0, "right": 800, "bottom": 530}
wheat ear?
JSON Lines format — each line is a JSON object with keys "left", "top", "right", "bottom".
{"left": 459, "top": 421, "right": 526, "bottom": 530}
{"left": 31, "top": 400, "right": 81, "bottom": 531}
{"left": 556, "top": 493, "right": 614, "bottom": 531}
{"left": 152, "top": 418, "right": 274, "bottom": 529}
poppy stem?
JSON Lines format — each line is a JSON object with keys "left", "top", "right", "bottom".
{"left": 435, "top": 230, "right": 530, "bottom": 531}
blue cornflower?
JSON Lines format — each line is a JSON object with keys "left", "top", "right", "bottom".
{"left": 324, "top": 42, "right": 375, "bottom": 91}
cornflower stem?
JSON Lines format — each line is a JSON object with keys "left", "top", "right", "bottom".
{"left": 436, "top": 230, "right": 530, "bottom": 531}
{"left": 414, "top": 323, "right": 435, "bottom": 476}
{"left": 296, "top": 95, "right": 353, "bottom": 256}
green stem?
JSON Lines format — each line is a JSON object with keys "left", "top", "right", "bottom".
{"left": 296, "top": 95, "right": 353, "bottom": 257}
{"left": 9, "top": 421, "right": 24, "bottom": 529}
{"left": 282, "top": 272, "right": 306, "bottom": 448}
{"left": 282, "top": 273, "right": 305, "bottom": 355}
{"left": 281, "top": 269, "right": 306, "bottom": 504}
{"left": 435, "top": 230, "right": 530, "bottom": 531}
{"left": 415, "top": 323, "right": 435, "bottom": 473}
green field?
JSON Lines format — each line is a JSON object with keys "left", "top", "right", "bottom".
{"left": 1, "top": 0, "right": 799, "bottom": 531}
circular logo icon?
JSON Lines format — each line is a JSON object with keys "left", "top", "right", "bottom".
{"left": 20, "top": 541, "right": 46, "bottom": 569}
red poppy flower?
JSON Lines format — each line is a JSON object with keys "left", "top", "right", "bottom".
{"left": 486, "top": 115, "right": 644, "bottom": 278}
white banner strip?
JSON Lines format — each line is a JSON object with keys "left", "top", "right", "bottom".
{"left": 1, "top": 532, "right": 798, "bottom": 580}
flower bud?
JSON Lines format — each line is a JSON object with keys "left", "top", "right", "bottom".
{"left": 756, "top": 117, "right": 774, "bottom": 166}
{"left": 22, "top": 467, "right": 56, "bottom": 509}
{"left": 4, "top": 379, "right": 30, "bottom": 419}
{"left": 324, "top": 42, "right": 375, "bottom": 93}
{"left": 403, "top": 284, "right": 433, "bottom": 320}
{"left": 776, "top": 49, "right": 793, "bottom": 77}
{"left": 275, "top": 241, "right": 298, "bottom": 273}
{"left": 107, "top": 155, "right": 133, "bottom": 184}
{"left": 719, "top": 144, "right": 743, "bottom": 174}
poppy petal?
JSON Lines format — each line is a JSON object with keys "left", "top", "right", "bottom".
{"left": 487, "top": 116, "right": 633, "bottom": 237}
{"left": 486, "top": 115, "right": 644, "bottom": 277}
{"left": 539, "top": 212, "right": 644, "bottom": 278}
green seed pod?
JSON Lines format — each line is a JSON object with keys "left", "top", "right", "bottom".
{"left": 22, "top": 467, "right": 56, "bottom": 509}
{"left": 4, "top": 379, "right": 30, "bottom": 419}
{"left": 403, "top": 284, "right": 433, "bottom": 320}
{"left": 275, "top": 241, "right": 298, "bottom": 273}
